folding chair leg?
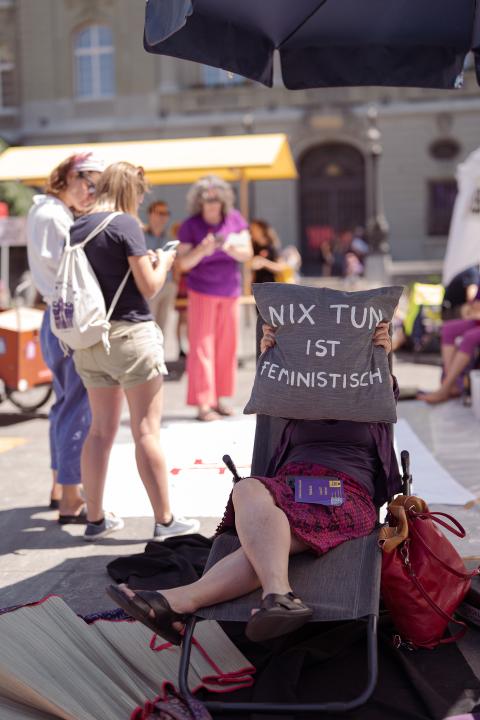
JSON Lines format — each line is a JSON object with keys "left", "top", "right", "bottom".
{"left": 178, "top": 614, "right": 378, "bottom": 714}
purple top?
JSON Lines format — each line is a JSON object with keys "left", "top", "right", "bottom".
{"left": 284, "top": 420, "right": 379, "bottom": 497}
{"left": 270, "top": 378, "right": 402, "bottom": 507}
{"left": 178, "top": 209, "right": 248, "bottom": 297}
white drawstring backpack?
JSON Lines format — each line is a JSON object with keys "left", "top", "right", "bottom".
{"left": 50, "top": 212, "right": 131, "bottom": 353}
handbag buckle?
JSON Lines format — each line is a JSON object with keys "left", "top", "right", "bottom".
{"left": 393, "top": 634, "right": 414, "bottom": 651}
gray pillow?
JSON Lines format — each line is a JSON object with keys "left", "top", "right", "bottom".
{"left": 244, "top": 283, "right": 404, "bottom": 423}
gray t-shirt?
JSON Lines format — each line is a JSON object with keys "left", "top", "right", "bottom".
{"left": 283, "top": 419, "right": 379, "bottom": 497}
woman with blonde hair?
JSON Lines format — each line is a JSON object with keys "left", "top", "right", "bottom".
{"left": 70, "top": 162, "right": 199, "bottom": 541}
{"left": 177, "top": 175, "right": 253, "bottom": 422}
{"left": 26, "top": 151, "right": 104, "bottom": 522}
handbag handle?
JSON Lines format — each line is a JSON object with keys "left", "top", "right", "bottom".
{"left": 409, "top": 509, "right": 466, "bottom": 538}
{"left": 408, "top": 513, "right": 479, "bottom": 581}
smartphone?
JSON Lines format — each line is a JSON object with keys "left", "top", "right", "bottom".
{"left": 214, "top": 233, "right": 225, "bottom": 247}
{"left": 161, "top": 240, "right": 180, "bottom": 252}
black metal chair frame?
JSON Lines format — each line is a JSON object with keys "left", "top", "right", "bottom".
{"left": 177, "top": 450, "right": 412, "bottom": 715}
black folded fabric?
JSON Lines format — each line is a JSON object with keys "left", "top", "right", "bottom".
{"left": 201, "top": 615, "right": 480, "bottom": 720}
{"left": 106, "top": 534, "right": 212, "bottom": 590}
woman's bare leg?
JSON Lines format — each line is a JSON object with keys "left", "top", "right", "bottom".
{"left": 119, "top": 532, "right": 307, "bottom": 625}
{"left": 119, "top": 479, "right": 308, "bottom": 628}
{"left": 124, "top": 376, "right": 172, "bottom": 524}
{"left": 421, "top": 350, "right": 471, "bottom": 404}
{"left": 81, "top": 386, "right": 124, "bottom": 522}
{"left": 442, "top": 344, "right": 456, "bottom": 374}
{"left": 232, "top": 477, "right": 300, "bottom": 597}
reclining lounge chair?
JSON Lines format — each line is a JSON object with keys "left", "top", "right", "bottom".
{"left": 178, "top": 320, "right": 411, "bottom": 715}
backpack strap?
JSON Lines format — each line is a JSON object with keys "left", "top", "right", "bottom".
{"left": 106, "top": 266, "right": 132, "bottom": 322}
{"left": 74, "top": 211, "right": 122, "bottom": 249}
{"left": 70, "top": 211, "right": 132, "bottom": 323}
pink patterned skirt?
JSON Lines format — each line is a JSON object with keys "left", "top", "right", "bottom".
{"left": 216, "top": 462, "right": 377, "bottom": 555}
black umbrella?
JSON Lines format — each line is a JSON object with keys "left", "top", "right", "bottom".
{"left": 144, "top": 0, "right": 480, "bottom": 90}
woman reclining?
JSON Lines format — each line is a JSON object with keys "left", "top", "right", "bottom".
{"left": 108, "top": 321, "right": 401, "bottom": 643}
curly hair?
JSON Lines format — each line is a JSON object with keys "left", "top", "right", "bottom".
{"left": 186, "top": 175, "right": 235, "bottom": 217}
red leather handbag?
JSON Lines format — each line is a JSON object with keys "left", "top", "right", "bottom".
{"left": 379, "top": 495, "right": 480, "bottom": 649}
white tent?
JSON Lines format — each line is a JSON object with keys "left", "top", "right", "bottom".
{"left": 443, "top": 147, "right": 480, "bottom": 286}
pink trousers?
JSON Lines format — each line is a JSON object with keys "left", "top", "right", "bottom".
{"left": 186, "top": 289, "right": 239, "bottom": 407}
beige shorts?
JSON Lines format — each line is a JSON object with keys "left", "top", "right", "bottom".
{"left": 73, "top": 320, "right": 167, "bottom": 390}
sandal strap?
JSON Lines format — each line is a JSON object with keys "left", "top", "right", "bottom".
{"left": 135, "top": 590, "right": 185, "bottom": 621}
{"left": 261, "top": 592, "right": 306, "bottom": 611}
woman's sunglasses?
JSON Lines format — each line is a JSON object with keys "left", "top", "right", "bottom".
{"left": 77, "top": 171, "right": 97, "bottom": 195}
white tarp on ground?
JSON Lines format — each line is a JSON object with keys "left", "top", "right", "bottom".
{"left": 104, "top": 416, "right": 256, "bottom": 518}
{"left": 394, "top": 418, "right": 476, "bottom": 505}
{"left": 104, "top": 414, "right": 475, "bottom": 518}
{"left": 443, "top": 146, "right": 480, "bottom": 287}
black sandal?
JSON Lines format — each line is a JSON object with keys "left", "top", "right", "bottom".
{"left": 245, "top": 592, "right": 313, "bottom": 643}
{"left": 58, "top": 505, "right": 88, "bottom": 525}
{"left": 106, "top": 585, "right": 186, "bottom": 645}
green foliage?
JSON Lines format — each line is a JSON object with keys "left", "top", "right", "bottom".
{"left": 0, "top": 181, "right": 35, "bottom": 216}
{"left": 0, "top": 138, "right": 36, "bottom": 216}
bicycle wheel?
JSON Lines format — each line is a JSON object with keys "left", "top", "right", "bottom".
{"left": 5, "top": 384, "right": 53, "bottom": 413}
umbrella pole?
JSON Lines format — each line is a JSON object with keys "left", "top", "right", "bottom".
{"left": 237, "top": 170, "right": 253, "bottom": 297}
{"left": 239, "top": 171, "right": 249, "bottom": 220}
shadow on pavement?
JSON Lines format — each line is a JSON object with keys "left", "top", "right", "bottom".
{"left": 0, "top": 554, "right": 120, "bottom": 614}
{"left": 0, "top": 410, "right": 48, "bottom": 427}
{"left": 0, "top": 506, "right": 143, "bottom": 556}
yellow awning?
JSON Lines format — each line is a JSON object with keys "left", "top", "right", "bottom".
{"left": 0, "top": 133, "right": 297, "bottom": 186}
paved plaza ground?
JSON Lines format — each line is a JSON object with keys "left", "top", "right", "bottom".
{"left": 1, "top": 330, "right": 479, "bottom": 622}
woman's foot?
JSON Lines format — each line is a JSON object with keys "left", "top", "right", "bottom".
{"left": 58, "top": 503, "right": 88, "bottom": 525}
{"left": 417, "top": 386, "right": 459, "bottom": 404}
{"left": 212, "top": 403, "right": 235, "bottom": 417}
{"left": 197, "top": 407, "right": 221, "bottom": 422}
{"left": 106, "top": 584, "right": 191, "bottom": 645}
{"left": 58, "top": 493, "right": 86, "bottom": 519}
{"left": 246, "top": 592, "right": 313, "bottom": 642}
{"left": 49, "top": 476, "right": 62, "bottom": 509}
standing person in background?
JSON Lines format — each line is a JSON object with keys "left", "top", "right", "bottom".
{"left": 144, "top": 200, "right": 178, "bottom": 342}
{"left": 71, "top": 162, "right": 199, "bottom": 541}
{"left": 170, "top": 221, "right": 188, "bottom": 360}
{"left": 177, "top": 176, "right": 253, "bottom": 422}
{"left": 26, "top": 152, "right": 104, "bottom": 523}
{"left": 249, "top": 219, "right": 290, "bottom": 284}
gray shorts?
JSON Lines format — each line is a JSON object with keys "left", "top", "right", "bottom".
{"left": 73, "top": 320, "right": 167, "bottom": 390}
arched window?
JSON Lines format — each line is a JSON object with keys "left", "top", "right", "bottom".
{"left": 74, "top": 25, "right": 115, "bottom": 99}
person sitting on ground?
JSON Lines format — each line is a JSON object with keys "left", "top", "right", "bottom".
{"left": 418, "top": 292, "right": 480, "bottom": 404}
{"left": 107, "top": 321, "right": 401, "bottom": 644}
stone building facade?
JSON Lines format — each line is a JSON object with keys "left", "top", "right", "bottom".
{"left": 1, "top": 0, "right": 479, "bottom": 274}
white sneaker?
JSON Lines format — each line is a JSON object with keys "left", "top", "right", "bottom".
{"left": 84, "top": 512, "right": 124, "bottom": 542}
{"left": 153, "top": 516, "right": 200, "bottom": 541}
